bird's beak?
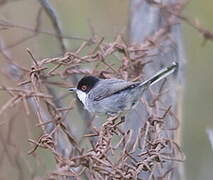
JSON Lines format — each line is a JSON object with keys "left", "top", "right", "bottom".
{"left": 69, "top": 88, "right": 77, "bottom": 92}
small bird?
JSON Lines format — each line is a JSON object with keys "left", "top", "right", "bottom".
{"left": 70, "top": 62, "right": 178, "bottom": 116}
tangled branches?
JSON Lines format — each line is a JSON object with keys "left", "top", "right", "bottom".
{"left": 0, "top": 0, "right": 195, "bottom": 179}
{"left": 0, "top": 30, "right": 185, "bottom": 179}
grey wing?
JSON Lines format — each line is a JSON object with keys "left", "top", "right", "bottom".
{"left": 88, "top": 79, "right": 139, "bottom": 101}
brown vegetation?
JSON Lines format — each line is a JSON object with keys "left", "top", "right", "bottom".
{"left": 0, "top": 0, "right": 212, "bottom": 179}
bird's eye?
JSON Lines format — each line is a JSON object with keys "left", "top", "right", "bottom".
{"left": 81, "top": 85, "right": 87, "bottom": 91}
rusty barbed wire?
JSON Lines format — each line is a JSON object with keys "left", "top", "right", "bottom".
{"left": 0, "top": 1, "right": 196, "bottom": 179}
{"left": 0, "top": 31, "right": 185, "bottom": 179}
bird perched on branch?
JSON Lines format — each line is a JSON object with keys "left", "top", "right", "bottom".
{"left": 70, "top": 62, "right": 178, "bottom": 117}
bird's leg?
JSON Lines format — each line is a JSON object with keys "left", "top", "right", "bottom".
{"left": 106, "top": 114, "right": 125, "bottom": 127}
{"left": 111, "top": 115, "right": 125, "bottom": 127}
{"left": 112, "top": 116, "right": 125, "bottom": 127}
{"left": 120, "top": 116, "right": 125, "bottom": 123}
{"left": 109, "top": 115, "right": 119, "bottom": 121}
{"left": 104, "top": 115, "right": 117, "bottom": 128}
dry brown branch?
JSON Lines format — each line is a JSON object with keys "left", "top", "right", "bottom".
{"left": 145, "top": 0, "right": 213, "bottom": 42}
{"left": 0, "top": 19, "right": 89, "bottom": 42}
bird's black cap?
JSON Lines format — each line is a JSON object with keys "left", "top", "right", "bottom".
{"left": 77, "top": 76, "right": 100, "bottom": 93}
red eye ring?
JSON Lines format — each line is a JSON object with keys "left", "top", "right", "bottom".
{"left": 81, "top": 85, "right": 87, "bottom": 91}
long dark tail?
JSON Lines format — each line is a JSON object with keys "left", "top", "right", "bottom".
{"left": 139, "top": 62, "right": 178, "bottom": 88}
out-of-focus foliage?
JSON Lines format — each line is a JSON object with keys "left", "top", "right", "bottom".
{"left": 183, "top": 1, "right": 213, "bottom": 180}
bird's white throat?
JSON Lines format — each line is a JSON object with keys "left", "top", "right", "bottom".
{"left": 76, "top": 90, "right": 87, "bottom": 106}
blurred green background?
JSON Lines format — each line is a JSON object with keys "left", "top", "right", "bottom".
{"left": 183, "top": 1, "right": 213, "bottom": 180}
{"left": 0, "top": 0, "right": 213, "bottom": 179}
